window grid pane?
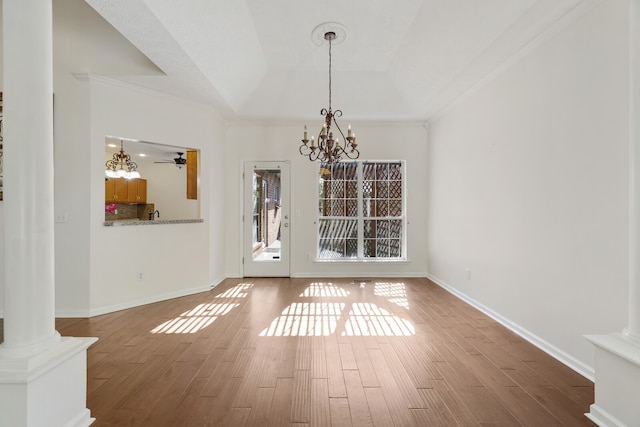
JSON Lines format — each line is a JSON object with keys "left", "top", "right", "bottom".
{"left": 318, "top": 161, "right": 403, "bottom": 260}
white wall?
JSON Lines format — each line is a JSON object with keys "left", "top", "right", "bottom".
{"left": 225, "top": 122, "right": 429, "bottom": 278}
{"left": 143, "top": 160, "right": 199, "bottom": 220}
{"left": 427, "top": 0, "right": 629, "bottom": 377}
{"left": 52, "top": 63, "right": 92, "bottom": 316}
{"left": 83, "top": 76, "right": 225, "bottom": 315}
{"left": 0, "top": 2, "right": 5, "bottom": 315}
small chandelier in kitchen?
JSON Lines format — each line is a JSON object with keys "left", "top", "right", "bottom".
{"left": 105, "top": 140, "right": 140, "bottom": 179}
{"left": 299, "top": 29, "right": 359, "bottom": 164}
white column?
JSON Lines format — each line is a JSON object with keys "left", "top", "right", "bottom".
{"left": 585, "top": 2, "right": 640, "bottom": 426}
{"left": 0, "top": 1, "right": 97, "bottom": 426}
{"left": 626, "top": 0, "right": 640, "bottom": 343}
{"left": 1, "top": 0, "right": 60, "bottom": 358}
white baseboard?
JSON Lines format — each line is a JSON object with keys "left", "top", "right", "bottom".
{"left": 427, "top": 273, "right": 595, "bottom": 382}
{"left": 209, "top": 275, "right": 226, "bottom": 290}
{"left": 55, "top": 309, "right": 92, "bottom": 318}
{"left": 585, "top": 404, "right": 627, "bottom": 427}
{"left": 88, "top": 284, "right": 213, "bottom": 317}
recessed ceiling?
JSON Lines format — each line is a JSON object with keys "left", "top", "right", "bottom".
{"left": 75, "top": 0, "right": 598, "bottom": 122}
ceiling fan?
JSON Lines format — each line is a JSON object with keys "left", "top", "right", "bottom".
{"left": 154, "top": 152, "right": 187, "bottom": 169}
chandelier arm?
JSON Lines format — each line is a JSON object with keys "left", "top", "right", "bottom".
{"left": 343, "top": 147, "right": 360, "bottom": 159}
{"left": 331, "top": 111, "right": 348, "bottom": 142}
{"left": 310, "top": 148, "right": 323, "bottom": 162}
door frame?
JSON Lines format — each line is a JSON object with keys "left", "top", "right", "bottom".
{"left": 242, "top": 160, "right": 291, "bottom": 277}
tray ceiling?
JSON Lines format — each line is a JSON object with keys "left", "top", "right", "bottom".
{"left": 73, "top": 0, "right": 599, "bottom": 121}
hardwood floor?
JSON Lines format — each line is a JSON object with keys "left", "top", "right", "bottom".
{"left": 52, "top": 277, "right": 595, "bottom": 426}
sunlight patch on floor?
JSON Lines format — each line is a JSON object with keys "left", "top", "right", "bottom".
{"left": 215, "top": 282, "right": 254, "bottom": 298}
{"left": 260, "top": 281, "right": 415, "bottom": 337}
{"left": 374, "top": 281, "right": 409, "bottom": 309}
{"left": 342, "top": 303, "right": 415, "bottom": 336}
{"left": 259, "top": 302, "right": 345, "bottom": 337}
{"left": 151, "top": 302, "right": 239, "bottom": 334}
{"left": 151, "top": 281, "right": 415, "bottom": 336}
{"left": 300, "top": 282, "right": 350, "bottom": 297}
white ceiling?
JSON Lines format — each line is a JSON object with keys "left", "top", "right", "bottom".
{"left": 104, "top": 135, "right": 189, "bottom": 161}
{"left": 70, "top": 0, "right": 596, "bottom": 122}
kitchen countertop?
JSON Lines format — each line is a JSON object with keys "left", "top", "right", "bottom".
{"left": 104, "top": 219, "right": 204, "bottom": 226}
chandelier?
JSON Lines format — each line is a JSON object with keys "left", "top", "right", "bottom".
{"left": 105, "top": 140, "right": 141, "bottom": 179}
{"left": 299, "top": 30, "right": 359, "bottom": 164}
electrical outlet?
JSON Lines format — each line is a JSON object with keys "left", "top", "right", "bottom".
{"left": 137, "top": 272, "right": 144, "bottom": 281}
{"left": 465, "top": 269, "right": 471, "bottom": 280}
{"left": 55, "top": 211, "right": 68, "bottom": 223}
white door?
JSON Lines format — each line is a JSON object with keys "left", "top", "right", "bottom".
{"left": 243, "top": 161, "right": 290, "bottom": 277}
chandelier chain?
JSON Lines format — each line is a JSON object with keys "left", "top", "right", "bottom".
{"left": 328, "top": 35, "right": 332, "bottom": 111}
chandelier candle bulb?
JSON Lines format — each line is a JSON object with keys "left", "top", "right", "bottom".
{"left": 304, "top": 125, "right": 308, "bottom": 140}
{"left": 348, "top": 125, "right": 352, "bottom": 137}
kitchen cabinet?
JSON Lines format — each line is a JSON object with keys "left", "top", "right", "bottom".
{"left": 187, "top": 150, "right": 198, "bottom": 200}
{"left": 105, "top": 178, "right": 147, "bottom": 204}
{"left": 127, "top": 178, "right": 147, "bottom": 204}
{"left": 105, "top": 178, "right": 128, "bottom": 203}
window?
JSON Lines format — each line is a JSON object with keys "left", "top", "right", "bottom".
{"left": 318, "top": 161, "right": 405, "bottom": 260}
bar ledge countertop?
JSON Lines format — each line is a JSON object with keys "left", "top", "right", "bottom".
{"left": 104, "top": 219, "right": 204, "bottom": 226}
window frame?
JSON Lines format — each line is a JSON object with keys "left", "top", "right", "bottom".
{"left": 316, "top": 160, "right": 407, "bottom": 262}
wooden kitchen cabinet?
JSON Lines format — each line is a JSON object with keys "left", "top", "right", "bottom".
{"left": 105, "top": 178, "right": 147, "bottom": 204}
{"left": 127, "top": 178, "right": 147, "bottom": 204}
{"left": 105, "top": 178, "right": 128, "bottom": 203}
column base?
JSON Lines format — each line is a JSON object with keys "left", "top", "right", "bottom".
{"left": 0, "top": 336, "right": 98, "bottom": 427}
{"left": 585, "top": 333, "right": 640, "bottom": 427}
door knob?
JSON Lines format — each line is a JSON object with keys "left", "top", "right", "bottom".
{"left": 284, "top": 223, "right": 289, "bottom": 227}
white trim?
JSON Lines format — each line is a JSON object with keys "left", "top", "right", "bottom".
{"left": 585, "top": 404, "right": 628, "bottom": 427}
{"left": 228, "top": 119, "right": 427, "bottom": 128}
{"left": 88, "top": 283, "right": 214, "bottom": 317}
{"left": 73, "top": 73, "right": 223, "bottom": 116}
{"left": 292, "top": 272, "right": 425, "bottom": 279}
{"left": 64, "top": 408, "right": 95, "bottom": 427}
{"left": 54, "top": 277, "right": 227, "bottom": 318}
{"left": 427, "top": 273, "right": 595, "bottom": 381}
{"left": 311, "top": 258, "right": 411, "bottom": 264}
{"left": 55, "top": 309, "right": 92, "bottom": 318}
{"left": 585, "top": 333, "right": 640, "bottom": 368}
{"left": 0, "top": 337, "right": 97, "bottom": 383}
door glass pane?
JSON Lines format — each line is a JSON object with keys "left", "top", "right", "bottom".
{"left": 252, "top": 169, "right": 281, "bottom": 262}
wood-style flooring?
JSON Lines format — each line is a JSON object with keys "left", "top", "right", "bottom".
{"left": 52, "top": 278, "right": 593, "bottom": 425}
